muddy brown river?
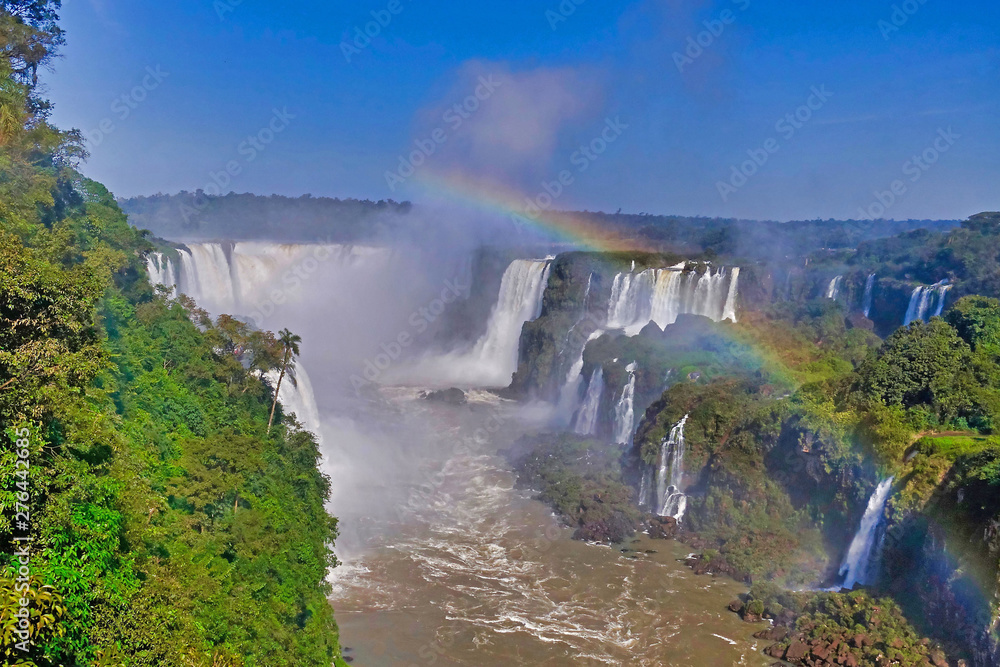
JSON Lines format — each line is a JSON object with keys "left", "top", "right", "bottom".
{"left": 326, "top": 389, "right": 772, "bottom": 666}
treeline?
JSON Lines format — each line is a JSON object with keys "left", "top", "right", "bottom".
{"left": 120, "top": 191, "right": 413, "bottom": 242}
{"left": 0, "top": 3, "right": 346, "bottom": 666}
{"left": 569, "top": 211, "right": 958, "bottom": 262}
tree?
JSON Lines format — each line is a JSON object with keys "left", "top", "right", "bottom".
{"left": 267, "top": 328, "right": 301, "bottom": 433}
{"left": 946, "top": 295, "right": 1000, "bottom": 357}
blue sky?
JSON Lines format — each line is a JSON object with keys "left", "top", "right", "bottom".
{"left": 46, "top": 0, "right": 999, "bottom": 221}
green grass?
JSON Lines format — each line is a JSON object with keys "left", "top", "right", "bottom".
{"left": 915, "top": 434, "right": 1000, "bottom": 459}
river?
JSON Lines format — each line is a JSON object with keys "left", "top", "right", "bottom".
{"left": 327, "top": 388, "right": 772, "bottom": 667}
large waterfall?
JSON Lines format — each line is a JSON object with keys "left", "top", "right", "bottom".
{"left": 903, "top": 281, "right": 952, "bottom": 325}
{"left": 839, "top": 477, "right": 895, "bottom": 590}
{"left": 825, "top": 275, "right": 843, "bottom": 300}
{"left": 862, "top": 274, "right": 876, "bottom": 318}
{"left": 606, "top": 266, "right": 739, "bottom": 336}
{"left": 456, "top": 259, "right": 552, "bottom": 387}
{"left": 573, "top": 367, "right": 604, "bottom": 435}
{"left": 146, "top": 242, "right": 392, "bottom": 317}
{"left": 656, "top": 415, "right": 690, "bottom": 521}
{"left": 612, "top": 362, "right": 637, "bottom": 445}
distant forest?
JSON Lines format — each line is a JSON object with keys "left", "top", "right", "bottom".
{"left": 120, "top": 191, "right": 414, "bottom": 242}
{"left": 120, "top": 191, "right": 959, "bottom": 262}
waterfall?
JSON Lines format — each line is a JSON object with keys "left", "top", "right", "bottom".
{"left": 903, "top": 281, "right": 952, "bottom": 325}
{"left": 932, "top": 282, "right": 952, "bottom": 317}
{"left": 607, "top": 266, "right": 739, "bottom": 335}
{"left": 146, "top": 252, "right": 178, "bottom": 291}
{"left": 862, "top": 274, "right": 876, "bottom": 318}
{"left": 638, "top": 466, "right": 654, "bottom": 510}
{"left": 826, "top": 275, "right": 843, "bottom": 300}
{"left": 722, "top": 267, "right": 740, "bottom": 323}
{"left": 462, "top": 259, "right": 552, "bottom": 387}
{"left": 839, "top": 477, "right": 895, "bottom": 590}
{"left": 146, "top": 242, "right": 392, "bottom": 316}
{"left": 573, "top": 367, "right": 604, "bottom": 435}
{"left": 266, "top": 365, "right": 323, "bottom": 442}
{"left": 656, "top": 414, "right": 690, "bottom": 521}
{"left": 612, "top": 362, "right": 638, "bottom": 445}
{"left": 556, "top": 330, "right": 602, "bottom": 422}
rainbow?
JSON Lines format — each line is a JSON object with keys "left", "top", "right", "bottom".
{"left": 414, "top": 169, "right": 652, "bottom": 253}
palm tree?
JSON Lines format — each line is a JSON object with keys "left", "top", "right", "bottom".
{"left": 267, "top": 328, "right": 301, "bottom": 434}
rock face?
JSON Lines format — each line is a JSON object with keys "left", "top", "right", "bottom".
{"left": 421, "top": 388, "right": 467, "bottom": 405}
{"left": 647, "top": 515, "right": 678, "bottom": 540}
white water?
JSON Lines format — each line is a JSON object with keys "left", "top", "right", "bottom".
{"left": 431, "top": 259, "right": 552, "bottom": 388}
{"left": 825, "top": 275, "right": 843, "bottom": 300}
{"left": 145, "top": 252, "right": 178, "bottom": 291}
{"left": 266, "top": 365, "right": 323, "bottom": 440}
{"left": 612, "top": 362, "right": 638, "bottom": 445}
{"left": 862, "top": 274, "right": 876, "bottom": 318}
{"left": 839, "top": 477, "right": 895, "bottom": 590}
{"left": 146, "top": 242, "right": 393, "bottom": 316}
{"left": 903, "top": 281, "right": 952, "bottom": 325}
{"left": 572, "top": 367, "right": 604, "bottom": 435}
{"left": 656, "top": 415, "right": 690, "bottom": 521}
{"left": 607, "top": 267, "right": 739, "bottom": 336}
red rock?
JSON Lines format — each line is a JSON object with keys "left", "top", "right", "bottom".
{"left": 930, "top": 652, "right": 949, "bottom": 667}
{"left": 786, "top": 641, "right": 809, "bottom": 662}
{"left": 812, "top": 643, "right": 831, "bottom": 660}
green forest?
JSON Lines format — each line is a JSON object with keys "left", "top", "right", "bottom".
{"left": 0, "top": 3, "right": 346, "bottom": 665}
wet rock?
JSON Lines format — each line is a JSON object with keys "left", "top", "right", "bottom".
{"left": 647, "top": 515, "right": 678, "bottom": 540}
{"left": 754, "top": 626, "right": 789, "bottom": 642}
{"left": 421, "top": 388, "right": 467, "bottom": 405}
{"left": 765, "top": 643, "right": 787, "bottom": 659}
{"left": 930, "top": 652, "right": 949, "bottom": 667}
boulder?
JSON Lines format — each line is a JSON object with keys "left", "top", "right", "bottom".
{"left": 421, "top": 388, "right": 467, "bottom": 405}
{"left": 647, "top": 515, "right": 678, "bottom": 540}
{"left": 785, "top": 640, "right": 809, "bottom": 662}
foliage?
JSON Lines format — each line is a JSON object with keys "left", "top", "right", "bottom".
{"left": 503, "top": 433, "right": 640, "bottom": 543}
{"left": 0, "top": 6, "right": 345, "bottom": 664}
{"left": 766, "top": 591, "right": 951, "bottom": 667}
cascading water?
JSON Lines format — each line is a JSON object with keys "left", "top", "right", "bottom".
{"left": 607, "top": 267, "right": 739, "bottom": 335}
{"left": 656, "top": 414, "right": 690, "bottom": 521}
{"left": 839, "top": 477, "right": 895, "bottom": 590}
{"left": 146, "top": 242, "right": 392, "bottom": 315}
{"left": 266, "top": 365, "right": 323, "bottom": 441}
{"left": 638, "top": 467, "right": 655, "bottom": 510}
{"left": 862, "top": 274, "right": 876, "bottom": 318}
{"left": 826, "top": 275, "right": 843, "bottom": 300}
{"left": 721, "top": 267, "right": 740, "bottom": 323}
{"left": 903, "top": 281, "right": 952, "bottom": 325}
{"left": 572, "top": 367, "right": 604, "bottom": 435}
{"left": 146, "top": 252, "right": 178, "bottom": 290}
{"left": 612, "top": 362, "right": 637, "bottom": 445}
{"left": 460, "top": 258, "right": 552, "bottom": 387}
